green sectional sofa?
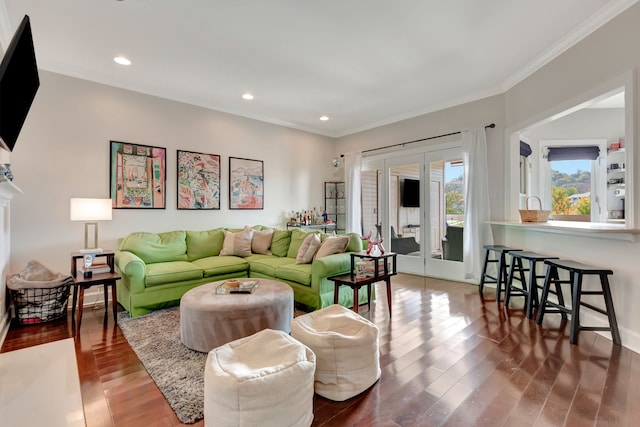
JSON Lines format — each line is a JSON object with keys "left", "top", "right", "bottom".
{"left": 115, "top": 227, "right": 369, "bottom": 317}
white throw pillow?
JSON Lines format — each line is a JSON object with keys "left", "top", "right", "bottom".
{"left": 220, "top": 227, "right": 254, "bottom": 257}
{"left": 296, "top": 233, "right": 321, "bottom": 264}
{"left": 314, "top": 235, "right": 349, "bottom": 260}
{"left": 252, "top": 228, "right": 274, "bottom": 254}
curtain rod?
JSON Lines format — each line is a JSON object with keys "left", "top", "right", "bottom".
{"left": 342, "top": 123, "right": 495, "bottom": 157}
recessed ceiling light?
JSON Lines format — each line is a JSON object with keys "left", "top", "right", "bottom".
{"left": 114, "top": 56, "right": 131, "bottom": 66}
{"left": 320, "top": 115, "right": 330, "bottom": 121}
{"left": 242, "top": 93, "right": 254, "bottom": 100}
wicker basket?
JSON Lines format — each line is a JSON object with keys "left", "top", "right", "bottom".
{"left": 519, "top": 196, "right": 551, "bottom": 223}
{"left": 10, "top": 276, "right": 73, "bottom": 325}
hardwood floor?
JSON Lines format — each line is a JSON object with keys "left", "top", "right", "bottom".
{"left": 3, "top": 273, "right": 639, "bottom": 426}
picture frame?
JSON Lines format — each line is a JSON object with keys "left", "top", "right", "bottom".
{"left": 229, "top": 157, "right": 264, "bottom": 209}
{"left": 110, "top": 141, "right": 166, "bottom": 209}
{"left": 177, "top": 150, "right": 221, "bottom": 210}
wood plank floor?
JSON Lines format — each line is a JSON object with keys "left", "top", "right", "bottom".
{"left": 3, "top": 273, "right": 639, "bottom": 426}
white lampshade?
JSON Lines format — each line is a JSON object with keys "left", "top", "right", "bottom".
{"left": 70, "top": 198, "right": 112, "bottom": 221}
{"left": 70, "top": 198, "right": 112, "bottom": 252}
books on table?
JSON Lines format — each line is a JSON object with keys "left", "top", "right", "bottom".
{"left": 79, "top": 261, "right": 111, "bottom": 275}
{"left": 216, "top": 279, "right": 260, "bottom": 294}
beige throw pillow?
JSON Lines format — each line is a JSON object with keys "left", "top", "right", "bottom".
{"left": 220, "top": 227, "right": 254, "bottom": 257}
{"left": 252, "top": 228, "right": 274, "bottom": 254}
{"left": 314, "top": 235, "right": 349, "bottom": 260}
{"left": 296, "top": 233, "right": 322, "bottom": 264}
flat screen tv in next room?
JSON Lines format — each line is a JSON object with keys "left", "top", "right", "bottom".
{"left": 401, "top": 178, "right": 420, "bottom": 208}
{"left": 0, "top": 15, "right": 40, "bottom": 152}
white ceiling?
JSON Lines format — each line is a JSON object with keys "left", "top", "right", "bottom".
{"left": 0, "top": 0, "right": 636, "bottom": 138}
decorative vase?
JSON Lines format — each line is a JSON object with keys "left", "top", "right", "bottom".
{"left": 370, "top": 244, "right": 382, "bottom": 257}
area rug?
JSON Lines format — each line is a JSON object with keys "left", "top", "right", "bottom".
{"left": 117, "top": 305, "right": 309, "bottom": 424}
{"left": 117, "top": 307, "right": 206, "bottom": 424}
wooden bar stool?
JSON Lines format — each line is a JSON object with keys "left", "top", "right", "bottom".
{"left": 536, "top": 259, "right": 621, "bottom": 345}
{"left": 505, "top": 251, "right": 559, "bottom": 319}
{"left": 479, "top": 245, "right": 521, "bottom": 303}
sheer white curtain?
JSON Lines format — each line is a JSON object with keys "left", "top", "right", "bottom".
{"left": 344, "top": 152, "right": 362, "bottom": 234}
{"left": 462, "top": 128, "right": 493, "bottom": 280}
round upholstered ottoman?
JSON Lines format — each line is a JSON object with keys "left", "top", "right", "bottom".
{"left": 204, "top": 329, "right": 316, "bottom": 427}
{"left": 180, "top": 279, "right": 293, "bottom": 352}
{"left": 291, "top": 304, "right": 381, "bottom": 401}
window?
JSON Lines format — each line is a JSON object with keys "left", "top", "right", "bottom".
{"left": 515, "top": 86, "right": 628, "bottom": 225}
{"left": 540, "top": 140, "right": 606, "bottom": 222}
{"left": 550, "top": 159, "right": 593, "bottom": 218}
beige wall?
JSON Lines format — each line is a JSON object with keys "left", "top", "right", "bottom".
{"left": 335, "top": 3, "right": 640, "bottom": 352}
{"left": 337, "top": 94, "right": 507, "bottom": 220}
{"left": 8, "top": 71, "right": 338, "bottom": 278}
{"left": 5, "top": 4, "right": 640, "bottom": 350}
{"left": 503, "top": 2, "right": 640, "bottom": 352}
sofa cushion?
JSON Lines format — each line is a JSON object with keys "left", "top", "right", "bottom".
{"left": 271, "top": 230, "right": 292, "bottom": 257}
{"left": 314, "top": 235, "right": 349, "bottom": 260}
{"left": 248, "top": 256, "right": 295, "bottom": 277}
{"left": 346, "top": 233, "right": 364, "bottom": 253}
{"left": 296, "top": 233, "right": 321, "bottom": 264}
{"left": 220, "top": 227, "right": 254, "bottom": 257}
{"left": 192, "top": 256, "right": 249, "bottom": 277}
{"left": 145, "top": 261, "right": 203, "bottom": 287}
{"left": 252, "top": 228, "right": 274, "bottom": 255}
{"left": 186, "top": 228, "right": 225, "bottom": 261}
{"left": 287, "top": 229, "right": 320, "bottom": 259}
{"left": 120, "top": 231, "right": 188, "bottom": 264}
{"left": 276, "top": 263, "right": 312, "bottom": 286}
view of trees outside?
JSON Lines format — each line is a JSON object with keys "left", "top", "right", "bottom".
{"left": 551, "top": 161, "right": 591, "bottom": 215}
{"left": 444, "top": 162, "right": 464, "bottom": 225}
{"left": 445, "top": 175, "right": 464, "bottom": 214}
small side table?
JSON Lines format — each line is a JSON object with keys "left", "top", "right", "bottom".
{"left": 70, "top": 251, "right": 121, "bottom": 331}
{"left": 328, "top": 252, "right": 397, "bottom": 316}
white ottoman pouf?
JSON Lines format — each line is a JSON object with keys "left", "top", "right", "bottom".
{"left": 204, "top": 328, "right": 316, "bottom": 427}
{"left": 291, "top": 304, "right": 381, "bottom": 401}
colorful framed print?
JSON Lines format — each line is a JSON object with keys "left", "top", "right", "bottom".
{"left": 110, "top": 141, "right": 166, "bottom": 209}
{"left": 229, "top": 157, "right": 264, "bottom": 210}
{"left": 177, "top": 150, "right": 221, "bottom": 210}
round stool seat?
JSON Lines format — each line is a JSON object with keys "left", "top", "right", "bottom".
{"left": 204, "top": 329, "right": 316, "bottom": 427}
{"left": 291, "top": 304, "right": 381, "bottom": 401}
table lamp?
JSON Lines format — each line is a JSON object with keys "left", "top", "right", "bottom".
{"left": 70, "top": 198, "right": 112, "bottom": 253}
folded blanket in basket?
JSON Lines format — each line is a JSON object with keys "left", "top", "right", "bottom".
{"left": 6, "top": 260, "right": 73, "bottom": 290}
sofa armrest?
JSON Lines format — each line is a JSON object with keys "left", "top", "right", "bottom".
{"left": 311, "top": 252, "right": 352, "bottom": 294}
{"left": 115, "top": 250, "right": 147, "bottom": 294}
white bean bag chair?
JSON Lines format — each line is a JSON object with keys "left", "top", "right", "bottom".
{"left": 204, "top": 328, "right": 315, "bottom": 427}
{"left": 291, "top": 304, "right": 381, "bottom": 401}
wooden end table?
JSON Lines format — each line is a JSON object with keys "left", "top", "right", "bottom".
{"left": 328, "top": 252, "right": 397, "bottom": 316}
{"left": 70, "top": 251, "right": 120, "bottom": 331}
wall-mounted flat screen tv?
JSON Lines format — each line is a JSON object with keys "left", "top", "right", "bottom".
{"left": 0, "top": 15, "right": 40, "bottom": 152}
{"left": 401, "top": 178, "right": 419, "bottom": 207}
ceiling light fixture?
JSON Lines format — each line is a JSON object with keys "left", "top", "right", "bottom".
{"left": 113, "top": 56, "right": 131, "bottom": 66}
{"left": 242, "top": 93, "right": 254, "bottom": 100}
{"left": 320, "top": 115, "right": 330, "bottom": 121}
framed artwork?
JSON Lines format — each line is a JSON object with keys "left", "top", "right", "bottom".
{"left": 110, "top": 141, "right": 166, "bottom": 209}
{"left": 177, "top": 150, "right": 221, "bottom": 210}
{"left": 229, "top": 157, "right": 264, "bottom": 209}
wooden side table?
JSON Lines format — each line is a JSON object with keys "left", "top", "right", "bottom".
{"left": 328, "top": 252, "right": 397, "bottom": 316}
{"left": 70, "top": 251, "right": 120, "bottom": 331}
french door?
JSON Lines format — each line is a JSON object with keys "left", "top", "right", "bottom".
{"left": 383, "top": 155, "right": 425, "bottom": 275}
{"left": 362, "top": 146, "right": 466, "bottom": 281}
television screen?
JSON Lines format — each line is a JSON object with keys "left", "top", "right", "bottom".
{"left": 401, "top": 178, "right": 419, "bottom": 207}
{"left": 0, "top": 15, "right": 39, "bottom": 152}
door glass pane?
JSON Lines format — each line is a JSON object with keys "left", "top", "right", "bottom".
{"left": 389, "top": 164, "right": 420, "bottom": 257}
{"left": 361, "top": 169, "right": 380, "bottom": 239}
{"left": 431, "top": 159, "right": 464, "bottom": 262}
